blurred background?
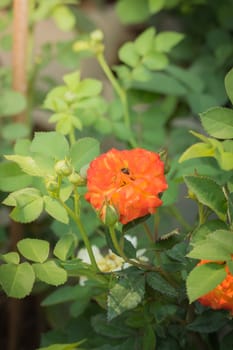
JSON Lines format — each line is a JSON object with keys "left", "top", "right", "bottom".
{"left": 1, "top": 0, "right": 233, "bottom": 349}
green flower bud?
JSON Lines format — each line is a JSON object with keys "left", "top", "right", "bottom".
{"left": 90, "top": 29, "right": 104, "bottom": 43}
{"left": 68, "top": 172, "right": 86, "bottom": 186}
{"left": 73, "top": 40, "right": 90, "bottom": 52}
{"left": 45, "top": 177, "right": 59, "bottom": 196}
{"left": 100, "top": 204, "right": 119, "bottom": 227}
{"left": 80, "top": 164, "right": 89, "bottom": 179}
{"left": 55, "top": 160, "right": 73, "bottom": 177}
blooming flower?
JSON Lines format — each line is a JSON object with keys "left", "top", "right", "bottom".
{"left": 77, "top": 235, "right": 148, "bottom": 284}
{"left": 198, "top": 260, "right": 233, "bottom": 314}
{"left": 85, "top": 148, "right": 168, "bottom": 225}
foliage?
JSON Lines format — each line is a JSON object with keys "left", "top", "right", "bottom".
{"left": 1, "top": 0, "right": 233, "bottom": 349}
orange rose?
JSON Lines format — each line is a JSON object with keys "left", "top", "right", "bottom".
{"left": 85, "top": 148, "right": 168, "bottom": 224}
{"left": 198, "top": 260, "right": 233, "bottom": 314}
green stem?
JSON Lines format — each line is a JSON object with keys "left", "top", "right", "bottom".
{"left": 143, "top": 222, "right": 154, "bottom": 242}
{"left": 198, "top": 202, "right": 207, "bottom": 227}
{"left": 109, "top": 226, "right": 128, "bottom": 261}
{"left": 96, "top": 52, "right": 137, "bottom": 147}
{"left": 166, "top": 205, "right": 192, "bottom": 231}
{"left": 59, "top": 199, "right": 99, "bottom": 271}
{"left": 109, "top": 227, "right": 178, "bottom": 288}
{"left": 69, "top": 124, "right": 76, "bottom": 145}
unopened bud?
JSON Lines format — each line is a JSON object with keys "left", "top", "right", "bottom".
{"left": 80, "top": 164, "right": 89, "bottom": 179}
{"left": 55, "top": 160, "right": 73, "bottom": 177}
{"left": 73, "top": 40, "right": 90, "bottom": 52}
{"left": 68, "top": 172, "right": 86, "bottom": 186}
{"left": 100, "top": 204, "right": 119, "bottom": 227}
{"left": 45, "top": 177, "right": 59, "bottom": 195}
{"left": 90, "top": 29, "right": 104, "bottom": 43}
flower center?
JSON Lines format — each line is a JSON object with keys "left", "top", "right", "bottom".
{"left": 119, "top": 167, "right": 135, "bottom": 186}
{"left": 121, "top": 167, "right": 130, "bottom": 175}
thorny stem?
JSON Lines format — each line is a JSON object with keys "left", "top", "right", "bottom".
{"left": 109, "top": 226, "right": 178, "bottom": 287}
{"left": 143, "top": 222, "right": 154, "bottom": 242}
{"left": 59, "top": 199, "right": 99, "bottom": 272}
{"left": 96, "top": 52, "right": 137, "bottom": 148}
{"left": 166, "top": 205, "right": 192, "bottom": 231}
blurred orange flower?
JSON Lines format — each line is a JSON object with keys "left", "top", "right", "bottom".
{"left": 85, "top": 148, "right": 168, "bottom": 224}
{"left": 198, "top": 260, "right": 233, "bottom": 314}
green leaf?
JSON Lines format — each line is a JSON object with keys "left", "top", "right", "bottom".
{"left": 2, "top": 123, "right": 30, "bottom": 141}
{"left": 187, "top": 241, "right": 231, "bottom": 261}
{"left": 188, "top": 92, "right": 218, "bottom": 114}
{"left": 1, "top": 252, "right": 20, "bottom": 264}
{"left": 0, "top": 262, "right": 35, "bottom": 298}
{"left": 224, "top": 67, "right": 233, "bottom": 105}
{"left": 76, "top": 79, "right": 103, "bottom": 99}
{"left": 63, "top": 70, "right": 80, "bottom": 89}
{"left": 70, "top": 137, "right": 100, "bottom": 171}
{"left": 187, "top": 310, "right": 228, "bottom": 333}
{"left": 166, "top": 65, "right": 204, "bottom": 93}
{"left": 123, "top": 214, "right": 151, "bottom": 233}
{"left": 0, "top": 161, "right": 32, "bottom": 191}
{"left": 119, "top": 42, "right": 140, "bottom": 67}
{"left": 14, "top": 138, "right": 31, "bottom": 155}
{"left": 227, "top": 260, "right": 233, "bottom": 275}
{"left": 131, "top": 66, "right": 151, "bottom": 82}
{"left": 0, "top": 90, "right": 26, "bottom": 116}
{"left": 148, "top": 0, "right": 165, "bottom": 13}
{"left": 131, "top": 72, "right": 187, "bottom": 96}
{"left": 208, "top": 230, "right": 233, "bottom": 254}
{"left": 17, "top": 238, "right": 49, "bottom": 263}
{"left": 192, "top": 220, "right": 228, "bottom": 243}
{"left": 94, "top": 116, "right": 112, "bottom": 134}
{"left": 179, "top": 142, "right": 215, "bottom": 163}
{"left": 30, "top": 131, "right": 69, "bottom": 159}
{"left": 184, "top": 175, "right": 227, "bottom": 221}
{"left": 0, "top": 0, "right": 12, "bottom": 9}
{"left": 44, "top": 86, "right": 68, "bottom": 111}
{"left": 142, "top": 324, "right": 156, "bottom": 350}
{"left": 41, "top": 285, "right": 80, "bottom": 306}
{"left": 116, "top": 0, "right": 150, "bottom": 24}
{"left": 150, "top": 302, "right": 178, "bottom": 323}
{"left": 43, "top": 196, "right": 69, "bottom": 224}
{"left": 92, "top": 313, "right": 134, "bottom": 338}
{"left": 5, "top": 155, "right": 45, "bottom": 176}
{"left": 134, "top": 27, "right": 155, "bottom": 56}
{"left": 37, "top": 341, "right": 85, "bottom": 350}
{"left": 70, "top": 296, "right": 90, "bottom": 318}
{"left": 154, "top": 32, "right": 184, "bottom": 53}
{"left": 108, "top": 274, "right": 145, "bottom": 320}
{"left": 186, "top": 263, "right": 226, "bottom": 303}
{"left": 3, "top": 188, "right": 44, "bottom": 223}
{"left": 33, "top": 260, "right": 67, "bottom": 286}
{"left": 112, "top": 122, "right": 133, "bottom": 141}
{"left": 53, "top": 234, "right": 76, "bottom": 261}
{"left": 51, "top": 5, "right": 76, "bottom": 32}
{"left": 227, "top": 192, "right": 233, "bottom": 229}
{"left": 143, "top": 52, "right": 169, "bottom": 70}
{"left": 146, "top": 272, "right": 178, "bottom": 297}
{"left": 200, "top": 107, "right": 233, "bottom": 139}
